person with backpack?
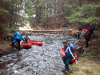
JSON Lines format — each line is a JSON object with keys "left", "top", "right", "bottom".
{"left": 11, "top": 31, "right": 23, "bottom": 50}
{"left": 79, "top": 28, "right": 91, "bottom": 48}
{"left": 61, "top": 40, "right": 78, "bottom": 72}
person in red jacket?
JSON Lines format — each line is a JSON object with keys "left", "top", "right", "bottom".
{"left": 79, "top": 28, "right": 91, "bottom": 48}
{"left": 23, "top": 35, "right": 30, "bottom": 43}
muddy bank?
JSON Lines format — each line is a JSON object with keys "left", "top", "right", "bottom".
{"left": 0, "top": 40, "right": 18, "bottom": 57}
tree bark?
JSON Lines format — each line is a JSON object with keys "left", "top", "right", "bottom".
{"left": 10, "top": 1, "right": 14, "bottom": 28}
{"left": 36, "top": 0, "right": 41, "bottom": 23}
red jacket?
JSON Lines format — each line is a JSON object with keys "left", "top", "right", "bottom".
{"left": 25, "top": 37, "right": 28, "bottom": 41}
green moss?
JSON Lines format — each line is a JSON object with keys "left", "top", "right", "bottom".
{"left": 70, "top": 70, "right": 87, "bottom": 75}
{"left": 0, "top": 7, "right": 9, "bottom": 14}
{"left": 87, "top": 53, "right": 91, "bottom": 55}
{"left": 78, "top": 57, "right": 83, "bottom": 61}
{"left": 3, "top": 27, "right": 10, "bottom": 32}
{"left": 39, "top": 23, "right": 43, "bottom": 26}
{"left": 84, "top": 70, "right": 92, "bottom": 75}
{"left": 6, "top": 33, "right": 13, "bottom": 36}
{"left": 13, "top": 29, "right": 17, "bottom": 32}
{"left": 98, "top": 71, "right": 100, "bottom": 74}
{"left": 89, "top": 56, "right": 95, "bottom": 59}
{"left": 3, "top": 47, "right": 15, "bottom": 53}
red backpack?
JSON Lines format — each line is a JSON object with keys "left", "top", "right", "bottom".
{"left": 82, "top": 29, "right": 89, "bottom": 37}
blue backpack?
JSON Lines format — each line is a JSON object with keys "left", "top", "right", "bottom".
{"left": 65, "top": 42, "right": 75, "bottom": 57}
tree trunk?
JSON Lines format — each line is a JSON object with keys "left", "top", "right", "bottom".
{"left": 36, "top": 0, "right": 41, "bottom": 23}
{"left": 10, "top": 1, "right": 13, "bottom": 28}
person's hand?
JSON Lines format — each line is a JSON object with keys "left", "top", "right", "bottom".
{"left": 75, "top": 60, "right": 78, "bottom": 64}
{"left": 21, "top": 41, "right": 23, "bottom": 44}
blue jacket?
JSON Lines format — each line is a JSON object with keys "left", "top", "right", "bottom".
{"left": 65, "top": 42, "right": 76, "bottom": 60}
{"left": 13, "top": 32, "right": 21, "bottom": 36}
{"left": 11, "top": 32, "right": 23, "bottom": 42}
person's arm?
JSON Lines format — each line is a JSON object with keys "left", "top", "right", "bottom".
{"left": 21, "top": 40, "right": 23, "bottom": 44}
{"left": 23, "top": 37, "right": 24, "bottom": 39}
{"left": 28, "top": 37, "right": 30, "bottom": 39}
{"left": 78, "top": 31, "right": 86, "bottom": 43}
{"left": 68, "top": 47, "right": 78, "bottom": 64}
{"left": 80, "top": 31, "right": 86, "bottom": 39}
{"left": 68, "top": 47, "right": 76, "bottom": 60}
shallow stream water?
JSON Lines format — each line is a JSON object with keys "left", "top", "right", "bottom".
{"left": 0, "top": 33, "right": 78, "bottom": 75}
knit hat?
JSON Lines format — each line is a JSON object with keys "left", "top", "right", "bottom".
{"left": 62, "top": 40, "right": 67, "bottom": 43}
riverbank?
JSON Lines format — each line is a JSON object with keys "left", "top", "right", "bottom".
{"left": 60, "top": 25, "right": 100, "bottom": 75}
{"left": 69, "top": 30, "right": 100, "bottom": 75}
{"left": 0, "top": 40, "right": 16, "bottom": 56}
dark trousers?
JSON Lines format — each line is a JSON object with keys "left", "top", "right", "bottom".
{"left": 12, "top": 39, "right": 20, "bottom": 51}
{"left": 62, "top": 57, "right": 71, "bottom": 70}
{"left": 90, "top": 32, "right": 94, "bottom": 38}
{"left": 12, "top": 42, "right": 14, "bottom": 47}
{"left": 85, "top": 34, "right": 91, "bottom": 48}
{"left": 16, "top": 39, "right": 20, "bottom": 51}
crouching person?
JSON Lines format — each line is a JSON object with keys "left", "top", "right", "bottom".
{"left": 62, "top": 40, "right": 78, "bottom": 72}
